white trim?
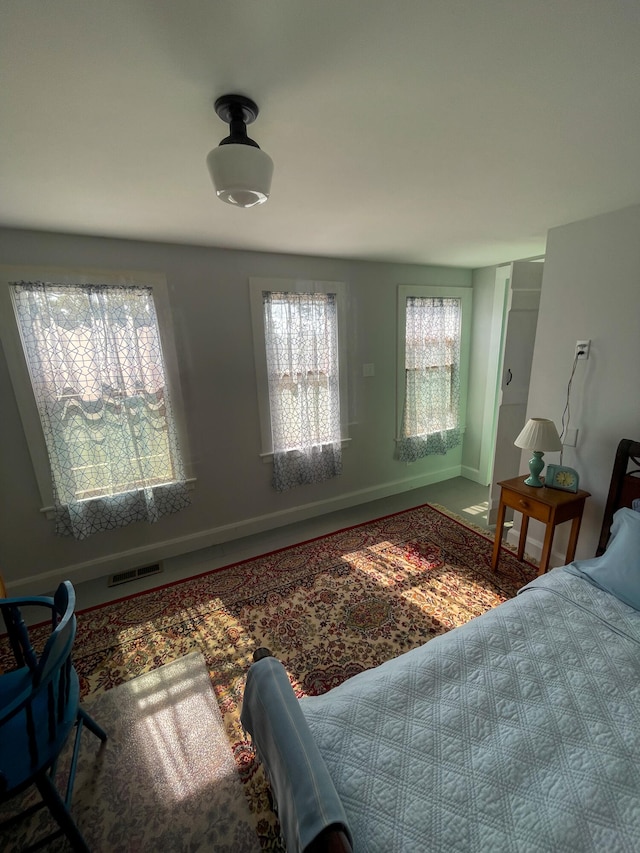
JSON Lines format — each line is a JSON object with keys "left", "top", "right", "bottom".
{"left": 0, "top": 265, "right": 193, "bottom": 510}
{"left": 396, "top": 284, "right": 473, "bottom": 441}
{"left": 477, "top": 268, "right": 510, "bottom": 485}
{"left": 10, "top": 464, "right": 463, "bottom": 595}
{"left": 249, "top": 277, "right": 349, "bottom": 456}
{"left": 460, "top": 465, "right": 486, "bottom": 484}
{"left": 505, "top": 527, "right": 567, "bottom": 570}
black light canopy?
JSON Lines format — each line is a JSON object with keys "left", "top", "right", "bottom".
{"left": 206, "top": 94, "right": 274, "bottom": 208}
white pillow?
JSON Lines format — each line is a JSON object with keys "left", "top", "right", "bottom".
{"left": 567, "top": 507, "right": 640, "bottom": 610}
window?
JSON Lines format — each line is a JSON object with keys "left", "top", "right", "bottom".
{"left": 250, "top": 279, "right": 347, "bottom": 491}
{"left": 396, "top": 285, "right": 472, "bottom": 462}
{"left": 0, "top": 268, "right": 191, "bottom": 539}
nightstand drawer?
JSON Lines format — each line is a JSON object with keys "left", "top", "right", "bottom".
{"left": 501, "top": 488, "right": 552, "bottom": 523}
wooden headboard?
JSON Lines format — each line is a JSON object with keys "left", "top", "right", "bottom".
{"left": 596, "top": 439, "right": 640, "bottom": 556}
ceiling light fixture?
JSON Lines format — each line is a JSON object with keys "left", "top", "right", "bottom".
{"left": 206, "top": 94, "right": 274, "bottom": 209}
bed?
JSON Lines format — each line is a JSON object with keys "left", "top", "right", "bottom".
{"left": 241, "top": 439, "right": 640, "bottom": 853}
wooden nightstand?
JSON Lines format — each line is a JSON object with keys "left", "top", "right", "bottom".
{"left": 491, "top": 475, "right": 591, "bottom": 576}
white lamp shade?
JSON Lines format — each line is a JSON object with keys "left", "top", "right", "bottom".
{"left": 206, "top": 144, "right": 274, "bottom": 208}
{"left": 514, "top": 418, "right": 562, "bottom": 451}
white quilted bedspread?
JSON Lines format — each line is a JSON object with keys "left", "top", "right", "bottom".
{"left": 299, "top": 568, "right": 640, "bottom": 852}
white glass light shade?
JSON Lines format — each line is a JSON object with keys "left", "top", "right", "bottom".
{"left": 206, "top": 144, "right": 274, "bottom": 208}
{"left": 514, "top": 418, "right": 562, "bottom": 451}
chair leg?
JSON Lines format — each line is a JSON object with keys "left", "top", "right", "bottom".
{"left": 34, "top": 771, "right": 90, "bottom": 853}
{"left": 63, "top": 708, "right": 107, "bottom": 807}
{"left": 78, "top": 705, "right": 108, "bottom": 742}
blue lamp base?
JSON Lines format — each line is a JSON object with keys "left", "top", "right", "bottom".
{"left": 524, "top": 451, "right": 545, "bottom": 487}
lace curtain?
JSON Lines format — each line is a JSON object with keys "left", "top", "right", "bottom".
{"left": 263, "top": 291, "right": 342, "bottom": 491}
{"left": 12, "top": 282, "right": 190, "bottom": 539}
{"left": 396, "top": 296, "right": 462, "bottom": 462}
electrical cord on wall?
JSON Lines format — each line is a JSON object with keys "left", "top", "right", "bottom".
{"left": 558, "top": 352, "right": 580, "bottom": 465}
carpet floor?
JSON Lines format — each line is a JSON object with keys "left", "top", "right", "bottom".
{"left": 0, "top": 504, "right": 537, "bottom": 851}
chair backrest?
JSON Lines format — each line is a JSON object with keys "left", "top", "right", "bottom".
{"left": 0, "top": 574, "right": 5, "bottom": 675}
{"left": 1, "top": 583, "right": 76, "bottom": 674}
{"left": 0, "top": 581, "right": 78, "bottom": 777}
{"left": 36, "top": 581, "right": 76, "bottom": 687}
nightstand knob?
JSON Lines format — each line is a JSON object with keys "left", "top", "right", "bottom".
{"left": 519, "top": 499, "right": 529, "bottom": 509}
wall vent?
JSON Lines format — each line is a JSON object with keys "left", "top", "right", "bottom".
{"left": 107, "top": 563, "right": 162, "bottom": 588}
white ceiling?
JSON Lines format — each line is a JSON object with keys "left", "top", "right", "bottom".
{"left": 1, "top": 1, "right": 639, "bottom": 268}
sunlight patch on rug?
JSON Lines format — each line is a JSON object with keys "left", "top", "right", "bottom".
{"left": 0, "top": 653, "right": 260, "bottom": 853}
{"left": 127, "top": 656, "right": 232, "bottom": 803}
{"left": 78, "top": 652, "right": 260, "bottom": 852}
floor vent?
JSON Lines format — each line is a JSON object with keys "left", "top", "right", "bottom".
{"left": 108, "top": 563, "right": 162, "bottom": 587}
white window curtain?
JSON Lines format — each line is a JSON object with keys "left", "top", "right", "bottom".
{"left": 263, "top": 291, "right": 342, "bottom": 491}
{"left": 396, "top": 296, "right": 462, "bottom": 462}
{"left": 12, "top": 282, "right": 190, "bottom": 539}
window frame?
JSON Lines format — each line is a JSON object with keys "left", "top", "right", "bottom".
{"left": 396, "top": 284, "right": 472, "bottom": 443}
{"left": 249, "top": 277, "right": 349, "bottom": 459}
{"left": 0, "top": 265, "right": 192, "bottom": 515}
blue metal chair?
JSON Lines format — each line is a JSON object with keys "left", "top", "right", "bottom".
{"left": 0, "top": 581, "right": 107, "bottom": 852}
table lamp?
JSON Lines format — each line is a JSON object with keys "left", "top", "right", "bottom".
{"left": 514, "top": 418, "right": 562, "bottom": 487}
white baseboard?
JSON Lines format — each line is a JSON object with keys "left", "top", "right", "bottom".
{"left": 13, "top": 464, "right": 463, "bottom": 596}
{"left": 459, "top": 465, "right": 489, "bottom": 485}
{"left": 488, "top": 504, "right": 514, "bottom": 527}
{"left": 505, "top": 528, "right": 567, "bottom": 570}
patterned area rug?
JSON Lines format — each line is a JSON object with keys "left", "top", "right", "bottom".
{"left": 0, "top": 504, "right": 536, "bottom": 851}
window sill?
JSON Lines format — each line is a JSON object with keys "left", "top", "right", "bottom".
{"left": 39, "top": 477, "right": 197, "bottom": 519}
{"left": 394, "top": 425, "right": 467, "bottom": 442}
{"left": 259, "top": 438, "right": 351, "bottom": 463}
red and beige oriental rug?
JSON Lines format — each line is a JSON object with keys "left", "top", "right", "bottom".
{"left": 1, "top": 503, "right": 537, "bottom": 852}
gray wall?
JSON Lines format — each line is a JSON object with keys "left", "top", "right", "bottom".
{"left": 517, "top": 204, "right": 640, "bottom": 562}
{"left": 0, "top": 228, "right": 474, "bottom": 590}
